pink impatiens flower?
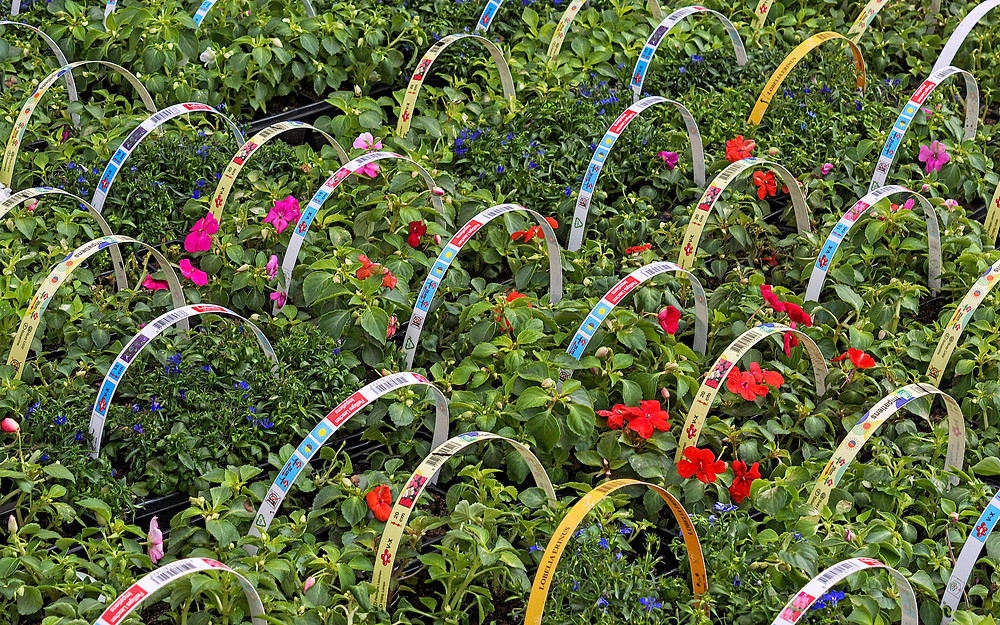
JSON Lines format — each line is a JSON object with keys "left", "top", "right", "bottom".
{"left": 179, "top": 259, "right": 208, "bottom": 286}
{"left": 264, "top": 196, "right": 302, "bottom": 234}
{"left": 184, "top": 212, "right": 219, "bottom": 253}
{"left": 918, "top": 140, "right": 950, "bottom": 174}
{"left": 658, "top": 151, "right": 679, "bottom": 170}
{"left": 266, "top": 255, "right": 279, "bottom": 281}
{"left": 352, "top": 132, "right": 383, "bottom": 151}
{"left": 148, "top": 516, "right": 164, "bottom": 563}
{"left": 820, "top": 163, "right": 833, "bottom": 176}
{"left": 355, "top": 160, "right": 381, "bottom": 178}
{"left": 142, "top": 275, "right": 169, "bottom": 291}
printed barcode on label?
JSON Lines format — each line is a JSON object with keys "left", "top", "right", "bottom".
{"left": 148, "top": 559, "right": 198, "bottom": 586}
{"left": 369, "top": 375, "right": 405, "bottom": 396}
{"left": 152, "top": 310, "right": 188, "bottom": 331}
{"left": 815, "top": 560, "right": 858, "bottom": 585}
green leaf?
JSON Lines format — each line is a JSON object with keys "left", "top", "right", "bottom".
{"left": 42, "top": 463, "right": 76, "bottom": 483}
{"left": 833, "top": 284, "right": 864, "bottom": 315}
{"left": 205, "top": 519, "right": 239, "bottom": 547}
{"left": 973, "top": 457, "right": 1000, "bottom": 476}
{"left": 342, "top": 496, "right": 367, "bottom": 526}
{"left": 360, "top": 307, "right": 389, "bottom": 344}
{"left": 17, "top": 586, "right": 42, "bottom": 615}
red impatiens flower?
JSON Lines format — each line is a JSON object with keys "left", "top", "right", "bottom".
{"left": 783, "top": 302, "right": 813, "bottom": 327}
{"left": 729, "top": 460, "right": 761, "bottom": 504}
{"left": 726, "top": 368, "right": 769, "bottom": 401}
{"left": 381, "top": 270, "right": 398, "bottom": 289}
{"left": 365, "top": 484, "right": 393, "bottom": 522}
{"left": 783, "top": 332, "right": 799, "bottom": 358}
{"left": 831, "top": 348, "right": 876, "bottom": 369}
{"left": 355, "top": 254, "right": 397, "bottom": 289}
{"left": 622, "top": 400, "right": 670, "bottom": 439}
{"left": 760, "top": 284, "right": 785, "bottom": 313}
{"left": 512, "top": 217, "right": 559, "bottom": 242}
{"left": 677, "top": 447, "right": 727, "bottom": 484}
{"left": 725, "top": 135, "right": 755, "bottom": 163}
{"left": 597, "top": 404, "right": 630, "bottom": 430}
{"left": 748, "top": 362, "right": 784, "bottom": 388}
{"left": 626, "top": 243, "right": 652, "bottom": 254}
{"left": 753, "top": 171, "right": 777, "bottom": 199}
{"left": 657, "top": 306, "right": 681, "bottom": 335}
{"left": 407, "top": 221, "right": 427, "bottom": 248}
{"left": 495, "top": 290, "right": 531, "bottom": 332}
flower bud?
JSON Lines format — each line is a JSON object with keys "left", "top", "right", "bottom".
{"left": 878, "top": 330, "right": 887, "bottom": 339}
{"left": 7, "top": 515, "right": 16, "bottom": 534}
{"left": 433, "top": 234, "right": 442, "bottom": 245}
{"left": 660, "top": 387, "right": 670, "bottom": 400}
{"left": 767, "top": 147, "right": 780, "bottom": 157}
{"left": 541, "top": 378, "right": 555, "bottom": 389}
{"left": 1, "top": 418, "right": 19, "bottom": 433}
{"left": 595, "top": 346, "right": 611, "bottom": 360}
{"left": 844, "top": 528, "right": 855, "bottom": 541}
{"left": 431, "top": 186, "right": 445, "bottom": 197}
{"left": 354, "top": 85, "right": 362, "bottom": 97}
{"left": 590, "top": 367, "right": 601, "bottom": 376}
{"left": 950, "top": 511, "right": 960, "bottom": 524}
{"left": 303, "top": 576, "right": 315, "bottom": 592}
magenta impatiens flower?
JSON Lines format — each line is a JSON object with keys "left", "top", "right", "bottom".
{"left": 179, "top": 259, "right": 208, "bottom": 286}
{"left": 264, "top": 196, "right": 301, "bottom": 234}
{"left": 184, "top": 212, "right": 219, "bottom": 253}
{"left": 918, "top": 140, "right": 950, "bottom": 174}
{"left": 142, "top": 275, "right": 169, "bottom": 291}
{"left": 266, "top": 254, "right": 279, "bottom": 281}
{"left": 270, "top": 290, "right": 286, "bottom": 308}
{"left": 353, "top": 132, "right": 382, "bottom": 151}
{"left": 820, "top": 163, "right": 833, "bottom": 176}
{"left": 658, "top": 151, "right": 679, "bottom": 170}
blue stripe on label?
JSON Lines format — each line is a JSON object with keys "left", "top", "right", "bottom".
{"left": 309, "top": 420, "right": 335, "bottom": 443}
{"left": 296, "top": 435, "right": 322, "bottom": 460}
{"left": 415, "top": 278, "right": 440, "bottom": 313}
{"left": 882, "top": 130, "right": 903, "bottom": 157}
{"left": 973, "top": 504, "right": 1000, "bottom": 542}
{"left": 567, "top": 332, "right": 592, "bottom": 359}
{"left": 578, "top": 314, "right": 602, "bottom": 337}
{"left": 633, "top": 60, "right": 649, "bottom": 86}
{"left": 816, "top": 240, "right": 840, "bottom": 270}
{"left": 276, "top": 454, "right": 306, "bottom": 492}
{"left": 589, "top": 300, "right": 613, "bottom": 323}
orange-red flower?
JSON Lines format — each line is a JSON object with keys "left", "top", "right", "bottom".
{"left": 783, "top": 332, "right": 799, "bottom": 357}
{"left": 622, "top": 400, "right": 670, "bottom": 439}
{"left": 495, "top": 291, "right": 531, "bottom": 332}
{"left": 725, "top": 135, "right": 755, "bottom": 163}
{"left": 726, "top": 368, "right": 768, "bottom": 401}
{"left": 597, "top": 404, "right": 629, "bottom": 430}
{"left": 365, "top": 484, "right": 393, "bottom": 522}
{"left": 748, "top": 362, "right": 784, "bottom": 388}
{"left": 512, "top": 217, "right": 559, "bottom": 242}
{"left": 626, "top": 243, "right": 652, "bottom": 254}
{"left": 753, "top": 171, "right": 777, "bottom": 199}
{"left": 784, "top": 302, "right": 812, "bottom": 327}
{"left": 831, "top": 348, "right": 876, "bottom": 369}
{"left": 729, "top": 460, "right": 761, "bottom": 503}
{"left": 407, "top": 221, "right": 427, "bottom": 248}
{"left": 677, "top": 447, "right": 727, "bottom": 484}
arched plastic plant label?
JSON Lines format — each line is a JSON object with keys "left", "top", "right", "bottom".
{"left": 674, "top": 323, "right": 828, "bottom": 463}
{"left": 926, "top": 258, "right": 1000, "bottom": 386}
{"left": 931, "top": 0, "right": 1000, "bottom": 73}
{"left": 567, "top": 96, "right": 706, "bottom": 252}
{"left": 245, "top": 372, "right": 450, "bottom": 553}
{"left": 747, "top": 32, "right": 866, "bottom": 126}
{"left": 89, "top": 304, "right": 277, "bottom": 455}
{"left": 396, "top": 34, "right": 515, "bottom": 137}
{"left": 676, "top": 157, "right": 808, "bottom": 270}
{"left": 804, "top": 383, "right": 964, "bottom": 517}
{"left": 372, "top": 431, "right": 556, "bottom": 609}
{"left": 95, "top": 558, "right": 266, "bottom": 625}
{"left": 6, "top": 235, "right": 186, "bottom": 381}
{"left": 629, "top": 7, "right": 747, "bottom": 103}
{"left": 0, "top": 187, "right": 127, "bottom": 290}
{"left": 0, "top": 21, "right": 79, "bottom": 127}
{"left": 546, "top": 0, "right": 663, "bottom": 61}
{"left": 751, "top": 0, "right": 774, "bottom": 28}
{"left": 1, "top": 61, "right": 156, "bottom": 187}
{"left": 985, "top": 183, "right": 1000, "bottom": 244}
{"left": 91, "top": 102, "right": 245, "bottom": 214}
{"left": 210, "top": 120, "right": 348, "bottom": 221}
{"left": 771, "top": 558, "right": 917, "bottom": 625}
{"left": 847, "top": 0, "right": 893, "bottom": 41}
{"left": 869, "top": 66, "right": 978, "bottom": 192}
{"left": 805, "top": 185, "right": 941, "bottom": 302}
{"left": 403, "top": 203, "right": 562, "bottom": 368}
{"left": 277, "top": 150, "right": 445, "bottom": 313}
{"left": 191, "top": 0, "right": 316, "bottom": 27}
{"left": 523, "top": 479, "right": 707, "bottom": 624}
{"left": 558, "top": 261, "right": 708, "bottom": 387}
{"left": 940, "top": 488, "right": 1000, "bottom": 625}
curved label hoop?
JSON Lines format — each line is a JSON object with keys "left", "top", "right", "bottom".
{"left": 629, "top": 7, "right": 747, "bottom": 103}
{"left": 1, "top": 61, "right": 156, "bottom": 187}
{"left": 940, "top": 488, "right": 1000, "bottom": 625}
{"left": 96, "top": 558, "right": 265, "bottom": 625}
{"left": 210, "top": 120, "right": 348, "bottom": 221}
{"left": 984, "top": 182, "right": 1000, "bottom": 244}
{"left": 926, "top": 258, "right": 1000, "bottom": 386}
{"left": 192, "top": 0, "right": 316, "bottom": 27}
{"left": 277, "top": 150, "right": 446, "bottom": 313}
{"left": 558, "top": 260, "right": 708, "bottom": 387}
{"left": 805, "top": 383, "right": 964, "bottom": 517}
{"left": 869, "top": 66, "right": 978, "bottom": 192}
{"left": 0, "top": 21, "right": 80, "bottom": 128}
{"left": 245, "top": 372, "right": 450, "bottom": 553}
{"left": 6, "top": 235, "right": 187, "bottom": 381}
{"left": 770, "top": 558, "right": 917, "bottom": 625}
{"left": 0, "top": 187, "right": 128, "bottom": 290}
{"left": 847, "top": 0, "right": 894, "bottom": 41}
{"left": 805, "top": 185, "right": 941, "bottom": 302}
{"left": 674, "top": 323, "right": 828, "bottom": 463}
{"left": 931, "top": 0, "right": 1000, "bottom": 73}
{"left": 567, "top": 96, "right": 706, "bottom": 251}
{"left": 373, "top": 431, "right": 556, "bottom": 608}
{"left": 547, "top": 0, "right": 663, "bottom": 61}
{"left": 403, "top": 203, "right": 563, "bottom": 368}
{"left": 89, "top": 304, "right": 277, "bottom": 455}
{"left": 92, "top": 102, "right": 245, "bottom": 214}
{"left": 748, "top": 32, "right": 866, "bottom": 125}
{"left": 396, "top": 34, "right": 515, "bottom": 137}
{"left": 676, "top": 157, "right": 808, "bottom": 270}
{"left": 523, "top": 479, "right": 707, "bottom": 623}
